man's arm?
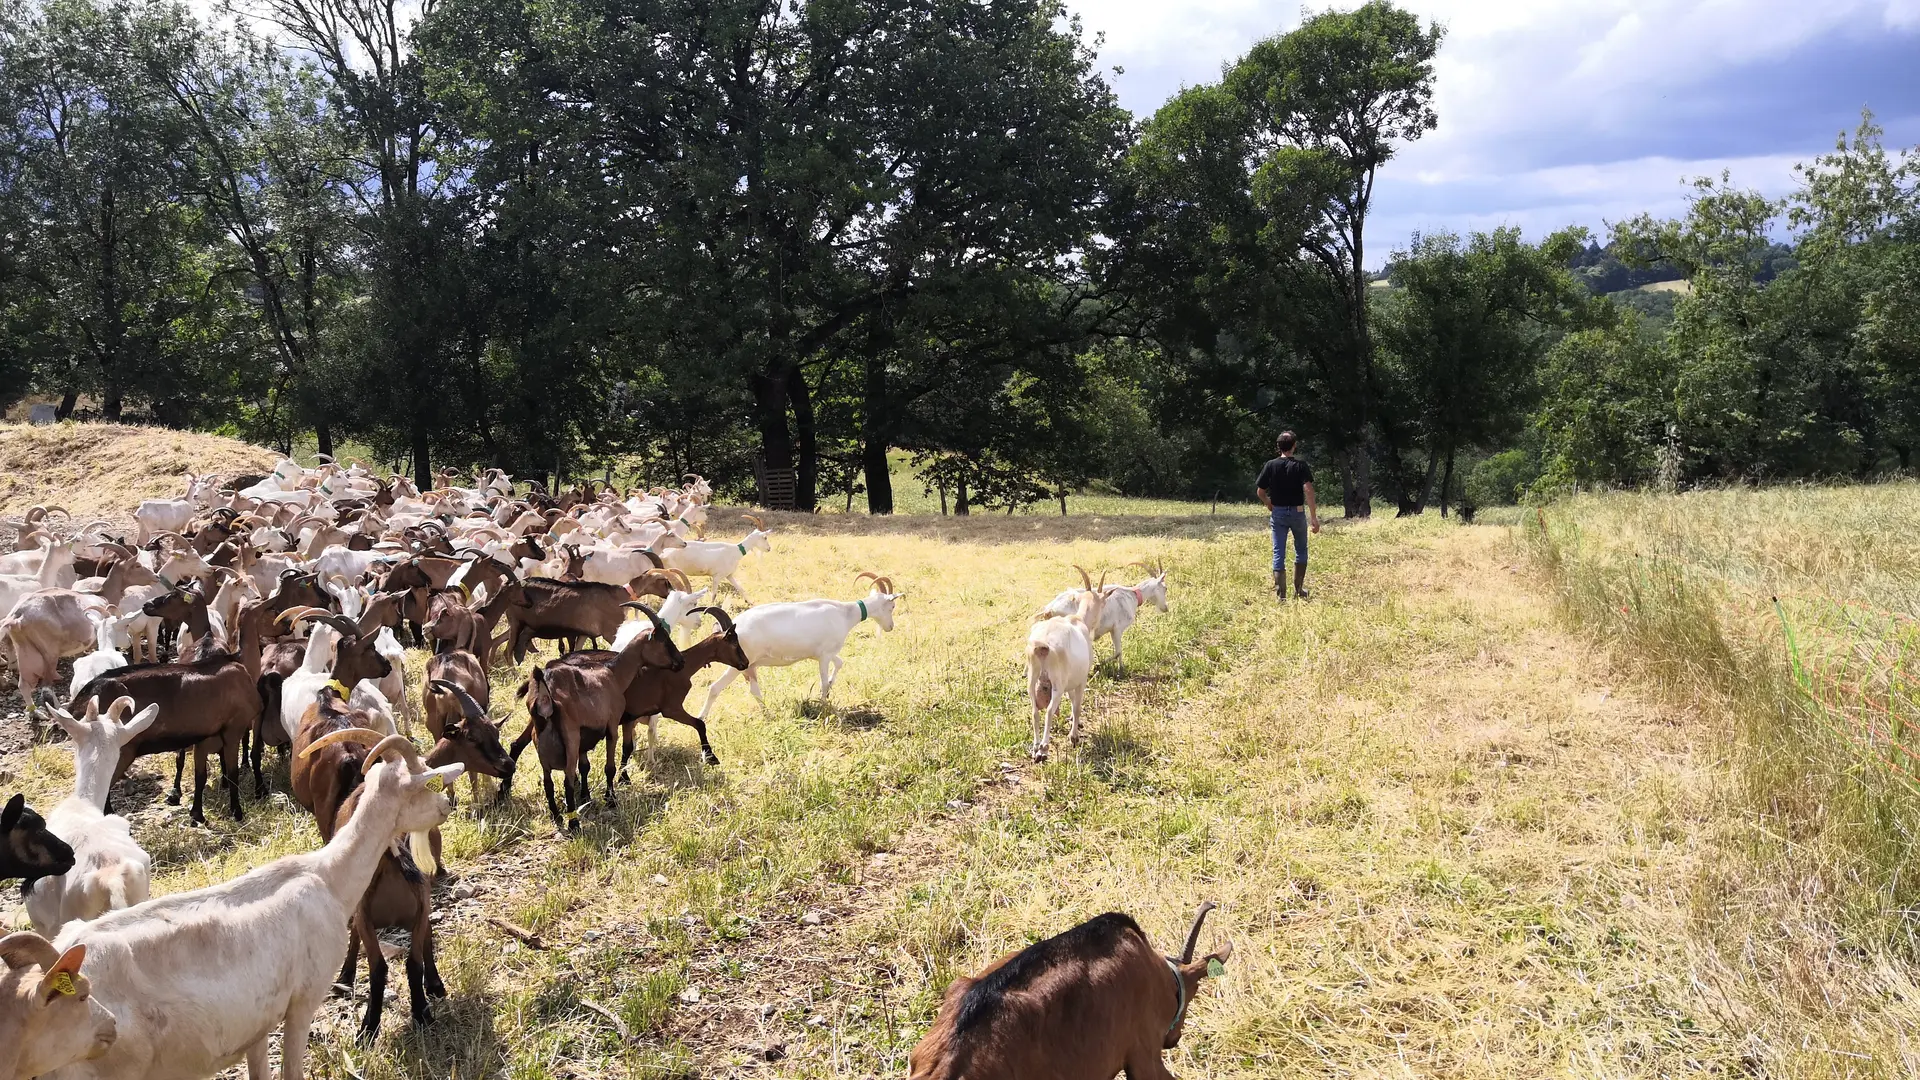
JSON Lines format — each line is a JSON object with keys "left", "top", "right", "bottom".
{"left": 1305, "top": 481, "right": 1320, "bottom": 533}
{"left": 1257, "top": 484, "right": 1273, "bottom": 510}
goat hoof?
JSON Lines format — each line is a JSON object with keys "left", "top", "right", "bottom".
{"left": 356, "top": 1026, "right": 380, "bottom": 1048}
{"left": 427, "top": 980, "right": 447, "bottom": 999}
{"left": 165, "top": 793, "right": 182, "bottom": 806}
{"left": 703, "top": 754, "right": 720, "bottom": 766}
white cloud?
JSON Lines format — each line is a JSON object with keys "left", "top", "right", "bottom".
{"left": 1070, "top": 0, "right": 1920, "bottom": 262}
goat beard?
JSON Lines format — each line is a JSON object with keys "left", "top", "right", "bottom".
{"left": 410, "top": 830, "right": 438, "bottom": 877}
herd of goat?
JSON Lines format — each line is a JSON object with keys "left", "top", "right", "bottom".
{"left": 0, "top": 458, "right": 1225, "bottom": 1080}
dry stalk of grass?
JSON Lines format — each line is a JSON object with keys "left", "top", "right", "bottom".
{"left": 0, "top": 421, "right": 275, "bottom": 526}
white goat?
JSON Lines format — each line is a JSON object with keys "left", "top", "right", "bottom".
{"left": 37, "top": 734, "right": 462, "bottom": 1080}
{"left": 67, "top": 612, "right": 133, "bottom": 701}
{"left": 660, "top": 517, "right": 772, "bottom": 603}
{"left": 0, "top": 933, "right": 117, "bottom": 1079}
{"left": 26, "top": 698, "right": 160, "bottom": 935}
{"left": 1024, "top": 568, "right": 1105, "bottom": 761}
{"left": 0, "top": 541, "right": 77, "bottom": 619}
{"left": 1037, "top": 561, "right": 1169, "bottom": 670}
{"left": 368, "top": 626, "right": 413, "bottom": 735}
{"left": 275, "top": 613, "right": 345, "bottom": 744}
{"left": 132, "top": 475, "right": 206, "bottom": 544}
{"left": 698, "top": 573, "right": 901, "bottom": 718}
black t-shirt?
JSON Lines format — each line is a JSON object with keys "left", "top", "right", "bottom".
{"left": 1256, "top": 457, "right": 1313, "bottom": 506}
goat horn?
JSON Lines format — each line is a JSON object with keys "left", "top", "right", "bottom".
{"left": 105, "top": 696, "right": 137, "bottom": 721}
{"left": 1072, "top": 565, "right": 1093, "bottom": 592}
{"left": 854, "top": 571, "right": 881, "bottom": 587}
{"left": 745, "top": 515, "right": 765, "bottom": 531}
{"left": 428, "top": 680, "right": 488, "bottom": 722}
{"left": 1179, "top": 901, "right": 1217, "bottom": 963}
{"left": 276, "top": 606, "right": 332, "bottom": 627}
{"left": 878, "top": 576, "right": 895, "bottom": 593}
{"left": 639, "top": 549, "right": 662, "bottom": 569}
{"left": 319, "top": 613, "right": 361, "bottom": 638}
{"left": 0, "top": 931, "right": 61, "bottom": 970}
{"left": 23, "top": 507, "right": 46, "bottom": 522}
{"left": 297, "top": 726, "right": 381, "bottom": 758}
{"left": 665, "top": 568, "right": 690, "bottom": 591}
{"left": 691, "top": 605, "right": 735, "bottom": 634}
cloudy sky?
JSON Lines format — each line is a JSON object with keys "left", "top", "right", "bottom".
{"left": 1068, "top": 0, "right": 1920, "bottom": 266}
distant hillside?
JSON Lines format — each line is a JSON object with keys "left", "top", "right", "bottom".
{"left": 0, "top": 422, "right": 274, "bottom": 526}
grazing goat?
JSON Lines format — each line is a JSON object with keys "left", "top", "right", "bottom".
{"left": 0, "top": 540, "right": 76, "bottom": 620}
{"left": 40, "top": 733, "right": 461, "bottom": 1080}
{"left": 0, "top": 932, "right": 117, "bottom": 1079}
{"left": 508, "top": 605, "right": 682, "bottom": 830}
{"left": 909, "top": 903, "right": 1232, "bottom": 1080}
{"left": 1039, "top": 561, "right": 1170, "bottom": 671}
{"left": 2, "top": 795, "right": 76, "bottom": 884}
{"left": 25, "top": 698, "right": 160, "bottom": 935}
{"left": 697, "top": 572, "right": 902, "bottom": 719}
{"left": 659, "top": 517, "right": 771, "bottom": 602}
{"left": 1024, "top": 567, "right": 1104, "bottom": 761}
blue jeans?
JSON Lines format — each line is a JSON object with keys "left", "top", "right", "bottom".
{"left": 1271, "top": 507, "right": 1308, "bottom": 570}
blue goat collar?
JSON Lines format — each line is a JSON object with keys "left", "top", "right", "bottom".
{"left": 857, "top": 599, "right": 868, "bottom": 621}
{"left": 1165, "top": 957, "right": 1187, "bottom": 1035}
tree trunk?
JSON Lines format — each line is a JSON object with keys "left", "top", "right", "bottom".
{"left": 861, "top": 359, "right": 894, "bottom": 515}
{"left": 787, "top": 367, "right": 817, "bottom": 513}
{"left": 938, "top": 481, "right": 948, "bottom": 516}
{"left": 1341, "top": 446, "right": 1370, "bottom": 519}
{"left": 955, "top": 475, "right": 970, "bottom": 516}
{"left": 56, "top": 389, "right": 77, "bottom": 421}
{"left": 412, "top": 422, "right": 432, "bottom": 493}
{"left": 1058, "top": 490, "right": 1068, "bottom": 516}
{"left": 102, "top": 379, "right": 123, "bottom": 422}
{"left": 1414, "top": 446, "right": 1441, "bottom": 514}
{"left": 752, "top": 370, "right": 793, "bottom": 502}
{"left": 1439, "top": 448, "right": 1455, "bottom": 518}
{"left": 315, "top": 419, "right": 334, "bottom": 460}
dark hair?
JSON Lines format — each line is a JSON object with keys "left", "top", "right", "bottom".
{"left": 1276, "top": 431, "right": 1297, "bottom": 453}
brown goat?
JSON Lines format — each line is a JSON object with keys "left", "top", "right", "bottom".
{"left": 68, "top": 635, "right": 261, "bottom": 825}
{"left": 502, "top": 577, "right": 637, "bottom": 663}
{"left": 908, "top": 903, "right": 1232, "bottom": 1080}
{"left": 287, "top": 685, "right": 381, "bottom": 840}
{"left": 553, "top": 607, "right": 748, "bottom": 770}
{"left": 422, "top": 648, "right": 488, "bottom": 740}
{"left": 506, "top": 605, "right": 682, "bottom": 830}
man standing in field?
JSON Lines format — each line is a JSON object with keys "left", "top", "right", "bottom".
{"left": 1256, "top": 431, "right": 1320, "bottom": 599}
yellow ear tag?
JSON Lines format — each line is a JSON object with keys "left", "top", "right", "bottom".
{"left": 48, "top": 972, "right": 76, "bottom": 996}
{"left": 425, "top": 775, "right": 445, "bottom": 793}
{"left": 326, "top": 680, "right": 349, "bottom": 698}
{"left": 1206, "top": 958, "right": 1225, "bottom": 978}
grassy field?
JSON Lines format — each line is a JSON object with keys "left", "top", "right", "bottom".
{"left": 8, "top": 425, "right": 1920, "bottom": 1077}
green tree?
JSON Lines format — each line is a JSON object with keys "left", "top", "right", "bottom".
{"left": 1230, "top": 0, "right": 1444, "bottom": 516}
{"left": 1375, "top": 226, "right": 1595, "bottom": 512}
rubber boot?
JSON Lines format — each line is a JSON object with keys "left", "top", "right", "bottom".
{"left": 1272, "top": 570, "right": 1286, "bottom": 599}
{"left": 1293, "top": 563, "right": 1310, "bottom": 601}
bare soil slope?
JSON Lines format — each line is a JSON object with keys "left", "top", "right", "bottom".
{"left": 0, "top": 422, "right": 275, "bottom": 527}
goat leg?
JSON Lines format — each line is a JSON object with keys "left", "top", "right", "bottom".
{"left": 221, "top": 736, "right": 245, "bottom": 822}
{"left": 358, "top": 923, "right": 388, "bottom": 1046}
{"left": 167, "top": 750, "right": 187, "bottom": 805}
{"left": 422, "top": 909, "right": 447, "bottom": 998}
{"left": 336, "top": 928, "right": 359, "bottom": 997}
{"left": 189, "top": 747, "right": 210, "bottom": 826}
{"left": 405, "top": 954, "right": 434, "bottom": 1028}
{"left": 663, "top": 702, "right": 719, "bottom": 766}
{"left": 540, "top": 765, "right": 566, "bottom": 831}
{"left": 602, "top": 733, "right": 618, "bottom": 808}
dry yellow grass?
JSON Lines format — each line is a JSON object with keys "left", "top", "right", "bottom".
{"left": 0, "top": 421, "right": 275, "bottom": 526}
{"left": 5, "top": 425, "right": 1906, "bottom": 1078}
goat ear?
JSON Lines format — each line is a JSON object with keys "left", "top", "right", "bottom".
{"left": 122, "top": 704, "right": 161, "bottom": 740}
{"left": 49, "top": 707, "right": 86, "bottom": 743}
{"left": 2, "top": 793, "right": 22, "bottom": 829}
{"left": 40, "top": 945, "right": 86, "bottom": 1003}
